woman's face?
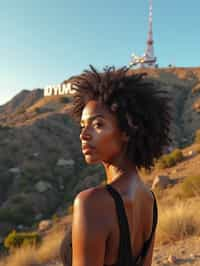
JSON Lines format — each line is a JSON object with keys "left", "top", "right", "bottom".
{"left": 80, "top": 100, "right": 128, "bottom": 164}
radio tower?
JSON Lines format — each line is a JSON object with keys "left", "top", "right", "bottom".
{"left": 129, "top": 0, "right": 157, "bottom": 68}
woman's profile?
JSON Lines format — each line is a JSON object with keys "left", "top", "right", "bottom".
{"left": 60, "top": 65, "right": 171, "bottom": 266}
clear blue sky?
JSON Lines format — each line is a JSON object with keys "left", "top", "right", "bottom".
{"left": 0, "top": 0, "right": 200, "bottom": 105}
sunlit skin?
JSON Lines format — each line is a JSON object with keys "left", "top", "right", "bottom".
{"left": 72, "top": 100, "right": 155, "bottom": 266}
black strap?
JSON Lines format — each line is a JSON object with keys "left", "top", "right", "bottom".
{"left": 105, "top": 184, "right": 158, "bottom": 265}
{"left": 139, "top": 191, "right": 158, "bottom": 259}
{"left": 105, "top": 184, "right": 134, "bottom": 265}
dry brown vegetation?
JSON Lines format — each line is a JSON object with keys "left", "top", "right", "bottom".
{"left": 156, "top": 198, "right": 200, "bottom": 244}
{"left": 0, "top": 217, "right": 72, "bottom": 266}
{"left": 143, "top": 144, "right": 200, "bottom": 247}
{"left": 1, "top": 189, "right": 199, "bottom": 266}
{"left": 0, "top": 230, "right": 62, "bottom": 266}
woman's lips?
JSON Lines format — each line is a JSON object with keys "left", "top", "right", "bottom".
{"left": 82, "top": 144, "right": 95, "bottom": 154}
{"left": 83, "top": 149, "right": 93, "bottom": 155}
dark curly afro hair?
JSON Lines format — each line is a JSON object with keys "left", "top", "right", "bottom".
{"left": 70, "top": 65, "right": 172, "bottom": 170}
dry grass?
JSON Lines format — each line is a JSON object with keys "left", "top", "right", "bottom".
{"left": 156, "top": 197, "right": 200, "bottom": 244}
{"left": 0, "top": 247, "right": 39, "bottom": 266}
{"left": 1, "top": 194, "right": 199, "bottom": 265}
{"left": 36, "top": 228, "right": 64, "bottom": 263}
{"left": 0, "top": 227, "right": 65, "bottom": 266}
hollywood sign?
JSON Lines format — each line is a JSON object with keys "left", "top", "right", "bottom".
{"left": 44, "top": 82, "right": 76, "bottom": 96}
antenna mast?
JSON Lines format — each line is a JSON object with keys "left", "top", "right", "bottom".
{"left": 129, "top": 0, "right": 157, "bottom": 68}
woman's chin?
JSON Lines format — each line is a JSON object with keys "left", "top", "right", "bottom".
{"left": 84, "top": 155, "right": 100, "bottom": 164}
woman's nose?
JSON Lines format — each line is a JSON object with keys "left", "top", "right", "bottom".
{"left": 80, "top": 127, "right": 91, "bottom": 141}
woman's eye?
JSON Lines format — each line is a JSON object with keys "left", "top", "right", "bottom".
{"left": 93, "top": 122, "right": 102, "bottom": 129}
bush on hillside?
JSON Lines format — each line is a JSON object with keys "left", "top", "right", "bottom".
{"left": 67, "top": 204, "right": 73, "bottom": 215}
{"left": 4, "top": 230, "right": 41, "bottom": 250}
{"left": 171, "top": 148, "right": 184, "bottom": 161}
{"left": 156, "top": 154, "right": 175, "bottom": 169}
{"left": 194, "top": 129, "right": 200, "bottom": 144}
{"left": 59, "top": 96, "right": 70, "bottom": 103}
{"left": 0, "top": 124, "right": 11, "bottom": 130}
{"left": 35, "top": 107, "right": 54, "bottom": 113}
{"left": 15, "top": 107, "right": 26, "bottom": 115}
{"left": 0, "top": 202, "right": 34, "bottom": 225}
{"left": 181, "top": 175, "right": 200, "bottom": 197}
{"left": 0, "top": 157, "right": 13, "bottom": 168}
{"left": 156, "top": 149, "right": 184, "bottom": 169}
{"left": 139, "top": 167, "right": 153, "bottom": 175}
{"left": 0, "top": 172, "right": 14, "bottom": 191}
{"left": 34, "top": 107, "right": 42, "bottom": 113}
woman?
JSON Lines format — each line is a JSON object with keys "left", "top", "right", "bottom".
{"left": 60, "top": 66, "right": 171, "bottom": 266}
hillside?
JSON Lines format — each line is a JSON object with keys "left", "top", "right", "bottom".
{"left": 0, "top": 67, "right": 200, "bottom": 247}
{"left": 130, "top": 67, "right": 200, "bottom": 146}
{"left": 0, "top": 143, "right": 199, "bottom": 266}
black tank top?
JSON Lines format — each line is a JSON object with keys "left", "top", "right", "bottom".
{"left": 60, "top": 184, "right": 158, "bottom": 266}
{"left": 104, "top": 184, "right": 158, "bottom": 266}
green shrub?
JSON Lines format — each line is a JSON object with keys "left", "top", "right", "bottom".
{"left": 156, "top": 149, "right": 184, "bottom": 169}
{"left": 16, "top": 107, "right": 26, "bottom": 115}
{"left": 67, "top": 204, "right": 73, "bottom": 215}
{"left": 4, "top": 230, "right": 41, "bottom": 250}
{"left": 181, "top": 175, "right": 200, "bottom": 197}
{"left": 156, "top": 154, "right": 175, "bottom": 169}
{"left": 0, "top": 208, "right": 14, "bottom": 222}
{"left": 139, "top": 167, "right": 153, "bottom": 175}
{"left": 194, "top": 129, "right": 200, "bottom": 144}
{"left": 0, "top": 124, "right": 11, "bottom": 130}
{"left": 59, "top": 96, "right": 70, "bottom": 103}
{"left": 52, "top": 213, "right": 59, "bottom": 223}
{"left": 0, "top": 172, "right": 14, "bottom": 191}
{"left": 34, "top": 107, "right": 41, "bottom": 113}
{"left": 1, "top": 157, "right": 13, "bottom": 168}
{"left": 171, "top": 149, "right": 184, "bottom": 162}
{"left": 0, "top": 202, "right": 34, "bottom": 225}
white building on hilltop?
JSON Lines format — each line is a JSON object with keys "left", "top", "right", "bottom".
{"left": 129, "top": 0, "right": 157, "bottom": 68}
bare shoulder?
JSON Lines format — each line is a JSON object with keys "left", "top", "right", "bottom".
{"left": 73, "top": 185, "right": 110, "bottom": 226}
{"left": 74, "top": 185, "right": 107, "bottom": 207}
{"left": 72, "top": 185, "right": 109, "bottom": 266}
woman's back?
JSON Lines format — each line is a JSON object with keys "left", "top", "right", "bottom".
{"left": 60, "top": 180, "right": 157, "bottom": 266}
{"left": 103, "top": 183, "right": 157, "bottom": 266}
{"left": 103, "top": 182, "right": 157, "bottom": 266}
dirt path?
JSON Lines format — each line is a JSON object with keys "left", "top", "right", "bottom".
{"left": 153, "top": 236, "right": 200, "bottom": 266}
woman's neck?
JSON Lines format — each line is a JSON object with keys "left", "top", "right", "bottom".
{"left": 103, "top": 156, "right": 138, "bottom": 185}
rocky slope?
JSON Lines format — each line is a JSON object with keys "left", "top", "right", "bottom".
{"left": 131, "top": 67, "right": 200, "bottom": 146}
